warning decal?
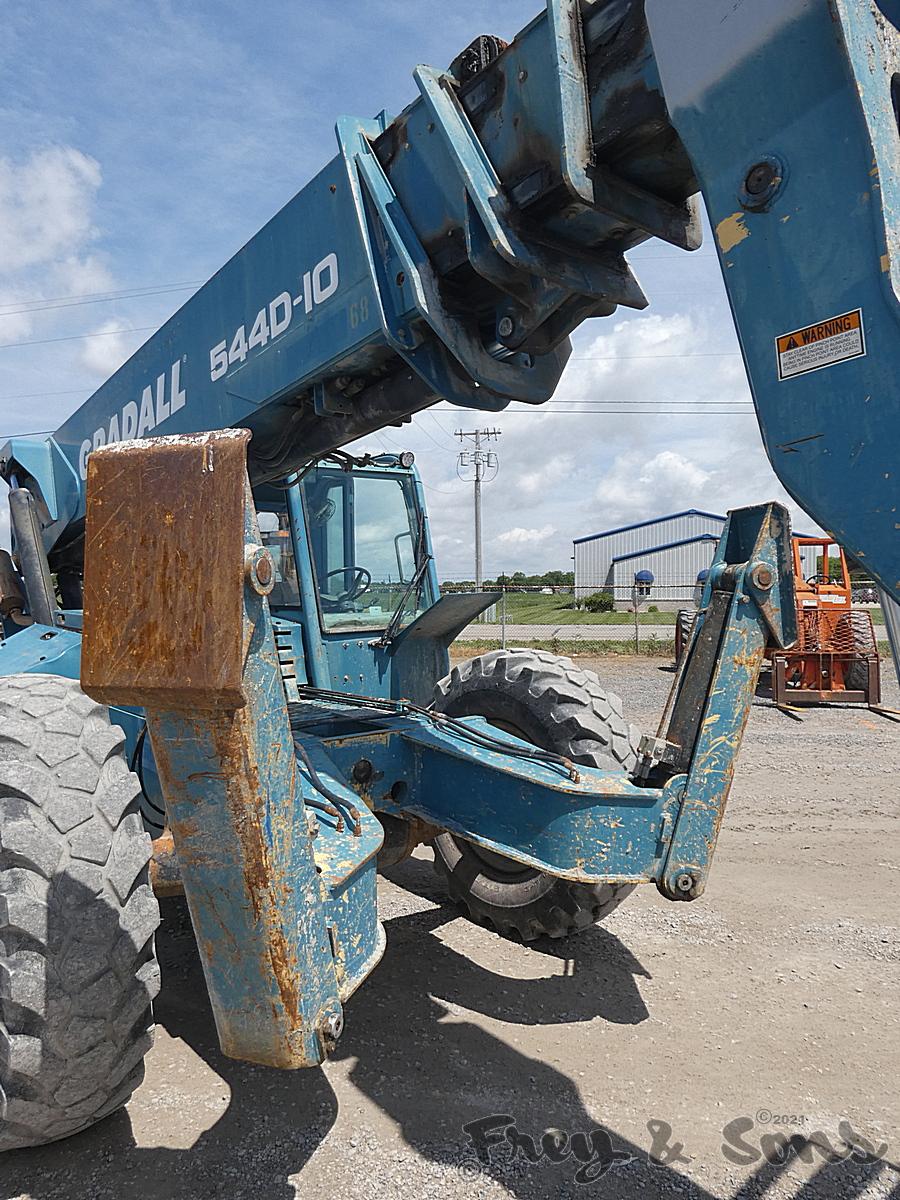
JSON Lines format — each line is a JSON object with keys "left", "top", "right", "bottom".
{"left": 776, "top": 309, "right": 865, "bottom": 381}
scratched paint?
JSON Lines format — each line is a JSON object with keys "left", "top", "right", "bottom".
{"left": 715, "top": 212, "right": 750, "bottom": 253}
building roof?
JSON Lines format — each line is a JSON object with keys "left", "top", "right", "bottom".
{"left": 611, "top": 532, "right": 720, "bottom": 564}
{"left": 573, "top": 509, "right": 727, "bottom": 546}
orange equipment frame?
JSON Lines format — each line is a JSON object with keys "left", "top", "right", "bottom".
{"left": 772, "top": 538, "right": 881, "bottom": 707}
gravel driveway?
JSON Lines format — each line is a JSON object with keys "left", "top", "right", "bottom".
{"left": 5, "top": 658, "right": 899, "bottom": 1200}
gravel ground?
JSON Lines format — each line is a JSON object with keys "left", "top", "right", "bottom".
{"left": 4, "top": 657, "right": 899, "bottom": 1200}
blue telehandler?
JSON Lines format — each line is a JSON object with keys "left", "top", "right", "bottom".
{"left": 0, "top": 0, "right": 897, "bottom": 1150}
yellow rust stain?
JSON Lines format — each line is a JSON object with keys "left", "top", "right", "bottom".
{"left": 715, "top": 212, "right": 750, "bottom": 253}
{"left": 881, "top": 253, "right": 891, "bottom": 273}
{"left": 732, "top": 651, "right": 763, "bottom": 669}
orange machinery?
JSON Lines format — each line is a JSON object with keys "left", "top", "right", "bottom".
{"left": 676, "top": 537, "right": 882, "bottom": 707}
{"left": 771, "top": 538, "right": 880, "bottom": 706}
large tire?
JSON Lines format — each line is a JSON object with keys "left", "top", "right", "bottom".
{"left": 844, "top": 657, "right": 871, "bottom": 693}
{"left": 0, "top": 674, "right": 160, "bottom": 1151}
{"left": 674, "top": 609, "right": 696, "bottom": 666}
{"left": 431, "top": 649, "right": 641, "bottom": 941}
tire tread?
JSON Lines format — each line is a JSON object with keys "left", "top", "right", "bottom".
{"left": 0, "top": 674, "right": 160, "bottom": 1151}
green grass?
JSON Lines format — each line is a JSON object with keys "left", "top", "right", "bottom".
{"left": 454, "top": 638, "right": 676, "bottom": 657}
{"left": 480, "top": 593, "right": 679, "bottom": 625}
{"left": 478, "top": 592, "right": 889, "bottom": 627}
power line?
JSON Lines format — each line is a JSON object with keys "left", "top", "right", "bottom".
{"left": 419, "top": 479, "right": 467, "bottom": 496}
{"left": 0, "top": 429, "right": 54, "bottom": 441}
{"left": 422, "top": 412, "right": 459, "bottom": 449}
{"left": 435, "top": 407, "right": 755, "bottom": 416}
{"left": 0, "top": 284, "right": 201, "bottom": 320}
{"left": 0, "top": 280, "right": 203, "bottom": 313}
{"left": 0, "top": 325, "right": 156, "bottom": 352}
{"left": 520, "top": 400, "right": 753, "bottom": 410}
{"left": 0, "top": 388, "right": 89, "bottom": 402}
{"left": 408, "top": 418, "right": 450, "bottom": 453}
{"left": 568, "top": 351, "right": 740, "bottom": 361}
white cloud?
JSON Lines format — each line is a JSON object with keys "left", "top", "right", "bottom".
{"left": 517, "top": 453, "right": 576, "bottom": 496}
{"left": 78, "top": 319, "right": 134, "bottom": 377}
{"left": 595, "top": 450, "right": 712, "bottom": 524}
{"left": 0, "top": 144, "right": 128, "bottom": 442}
{"left": 495, "top": 525, "right": 557, "bottom": 546}
{"left": 412, "top": 307, "right": 817, "bottom": 577}
{"left": 0, "top": 147, "right": 101, "bottom": 272}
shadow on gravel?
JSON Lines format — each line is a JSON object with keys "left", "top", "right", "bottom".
{"left": 1, "top": 895, "right": 337, "bottom": 1200}
{"left": 5, "top": 864, "right": 898, "bottom": 1200}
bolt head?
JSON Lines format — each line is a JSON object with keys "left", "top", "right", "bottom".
{"left": 322, "top": 1011, "right": 344, "bottom": 1041}
{"left": 497, "top": 316, "right": 514, "bottom": 339}
{"left": 675, "top": 873, "right": 694, "bottom": 893}
{"left": 352, "top": 758, "right": 374, "bottom": 784}
{"left": 745, "top": 161, "right": 776, "bottom": 196}
{"left": 751, "top": 564, "right": 774, "bottom": 591}
{"left": 245, "top": 545, "right": 275, "bottom": 596}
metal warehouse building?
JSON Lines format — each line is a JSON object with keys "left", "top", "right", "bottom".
{"left": 574, "top": 510, "right": 817, "bottom": 609}
{"left": 573, "top": 510, "right": 727, "bottom": 609}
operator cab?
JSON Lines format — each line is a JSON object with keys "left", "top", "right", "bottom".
{"left": 254, "top": 452, "right": 437, "bottom": 639}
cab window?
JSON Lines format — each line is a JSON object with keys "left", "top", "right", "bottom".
{"left": 301, "top": 468, "right": 432, "bottom": 632}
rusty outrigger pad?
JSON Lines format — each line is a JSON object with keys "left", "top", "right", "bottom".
{"left": 82, "top": 430, "right": 249, "bottom": 710}
{"left": 80, "top": 429, "right": 374, "bottom": 1069}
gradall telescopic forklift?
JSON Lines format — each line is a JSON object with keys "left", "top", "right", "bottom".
{"left": 0, "top": 0, "right": 897, "bottom": 1152}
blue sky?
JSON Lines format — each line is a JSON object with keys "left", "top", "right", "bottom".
{"left": 0, "top": 0, "right": 803, "bottom": 577}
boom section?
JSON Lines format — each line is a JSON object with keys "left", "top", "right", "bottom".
{"left": 3, "top": 0, "right": 899, "bottom": 600}
{"left": 2, "top": 0, "right": 700, "bottom": 561}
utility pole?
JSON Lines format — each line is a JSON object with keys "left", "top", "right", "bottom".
{"left": 456, "top": 428, "right": 500, "bottom": 591}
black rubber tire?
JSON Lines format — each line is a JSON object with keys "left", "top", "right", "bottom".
{"left": 844, "top": 657, "right": 871, "bottom": 693}
{"left": 431, "top": 649, "right": 641, "bottom": 941}
{"left": 674, "top": 609, "right": 696, "bottom": 666}
{"left": 0, "top": 674, "right": 160, "bottom": 1151}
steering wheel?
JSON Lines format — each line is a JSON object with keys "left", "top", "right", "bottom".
{"left": 320, "top": 566, "right": 372, "bottom": 611}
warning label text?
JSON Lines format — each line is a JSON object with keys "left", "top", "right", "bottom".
{"left": 776, "top": 309, "right": 865, "bottom": 380}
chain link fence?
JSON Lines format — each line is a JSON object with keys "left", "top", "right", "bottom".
{"left": 444, "top": 581, "right": 887, "bottom": 656}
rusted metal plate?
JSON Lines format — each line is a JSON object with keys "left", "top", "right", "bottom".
{"left": 82, "top": 430, "right": 250, "bottom": 709}
{"left": 149, "top": 828, "right": 183, "bottom": 897}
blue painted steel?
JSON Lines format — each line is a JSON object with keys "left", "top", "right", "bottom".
{"left": 0, "top": 0, "right": 696, "bottom": 570}
{"left": 285, "top": 482, "right": 331, "bottom": 689}
{"left": 0, "top": 0, "right": 887, "bottom": 1071}
{"left": 140, "top": 472, "right": 354, "bottom": 1066}
{"left": 646, "top": 0, "right": 900, "bottom": 600}
{"left": 78, "top": 431, "right": 384, "bottom": 1068}
{"left": 292, "top": 704, "right": 682, "bottom": 883}
{"left": 286, "top": 503, "right": 794, "bottom": 897}
{"left": 0, "top": 0, "right": 892, "bottom": 604}
{"left": 338, "top": 114, "right": 569, "bottom": 407}
{"left": 4, "top": 0, "right": 890, "bottom": 601}
{"left": 0, "top": 622, "right": 81, "bottom": 679}
{"left": 659, "top": 503, "right": 796, "bottom": 897}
